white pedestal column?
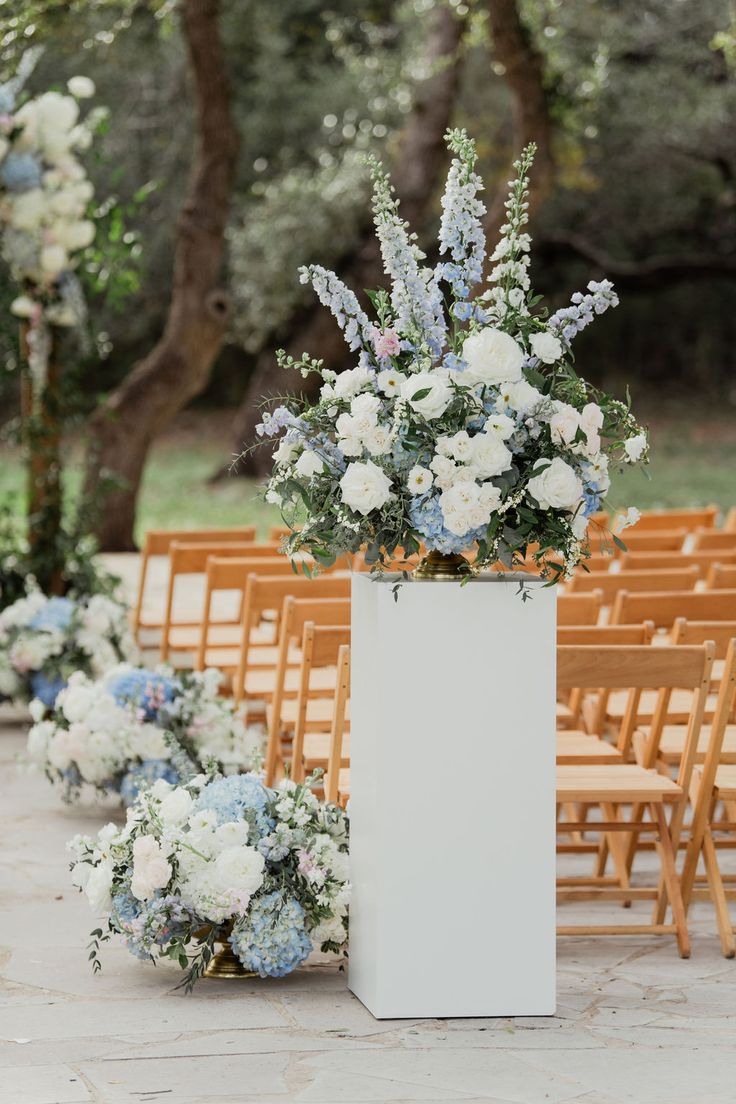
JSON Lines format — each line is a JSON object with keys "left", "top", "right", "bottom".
{"left": 349, "top": 573, "right": 557, "bottom": 1019}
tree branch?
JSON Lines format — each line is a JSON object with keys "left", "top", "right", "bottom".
{"left": 539, "top": 233, "right": 736, "bottom": 289}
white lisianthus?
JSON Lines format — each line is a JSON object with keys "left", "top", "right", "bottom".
{"left": 407, "top": 466, "right": 434, "bottom": 495}
{"left": 339, "top": 460, "right": 392, "bottom": 515}
{"left": 529, "top": 331, "right": 563, "bottom": 364}
{"left": 400, "top": 371, "right": 452, "bottom": 420}
{"left": 527, "top": 457, "right": 584, "bottom": 511}
{"left": 548, "top": 402, "right": 581, "bottom": 446}
{"left": 462, "top": 327, "right": 524, "bottom": 386}
{"left": 294, "top": 450, "right": 324, "bottom": 479}
{"left": 67, "top": 76, "right": 96, "bottom": 99}
{"left": 377, "top": 368, "right": 407, "bottom": 397}
{"left": 623, "top": 434, "right": 648, "bottom": 463}
{"left": 469, "top": 433, "right": 513, "bottom": 479}
{"left": 483, "top": 412, "right": 516, "bottom": 440}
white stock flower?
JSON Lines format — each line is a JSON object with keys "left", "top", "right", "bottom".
{"left": 527, "top": 457, "right": 583, "bottom": 511}
{"left": 529, "top": 331, "right": 563, "bottom": 364}
{"left": 407, "top": 466, "right": 434, "bottom": 495}
{"left": 462, "top": 327, "right": 524, "bottom": 386}
{"left": 294, "top": 450, "right": 324, "bottom": 479}
{"left": 67, "top": 76, "right": 96, "bottom": 99}
{"left": 623, "top": 434, "right": 647, "bottom": 463}
{"left": 339, "top": 460, "right": 392, "bottom": 515}
{"left": 400, "top": 371, "right": 452, "bottom": 420}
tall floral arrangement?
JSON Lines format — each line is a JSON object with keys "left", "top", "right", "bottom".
{"left": 257, "top": 132, "right": 648, "bottom": 578}
{"left": 27, "top": 664, "right": 263, "bottom": 803}
{"left": 69, "top": 772, "right": 349, "bottom": 989}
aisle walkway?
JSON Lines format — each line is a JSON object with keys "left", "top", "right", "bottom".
{"left": 2, "top": 723, "right": 736, "bottom": 1103}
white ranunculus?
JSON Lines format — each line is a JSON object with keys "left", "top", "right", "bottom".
{"left": 294, "top": 449, "right": 324, "bottom": 479}
{"left": 40, "top": 244, "right": 69, "bottom": 278}
{"left": 67, "top": 76, "right": 96, "bottom": 99}
{"left": 623, "top": 433, "right": 647, "bottom": 463}
{"left": 407, "top": 466, "right": 434, "bottom": 494}
{"left": 339, "top": 460, "right": 392, "bottom": 515}
{"left": 10, "top": 296, "right": 36, "bottom": 319}
{"left": 548, "top": 402, "right": 581, "bottom": 446}
{"left": 462, "top": 327, "right": 524, "bottom": 386}
{"left": 469, "top": 433, "right": 513, "bottom": 479}
{"left": 529, "top": 331, "right": 563, "bottom": 365}
{"left": 527, "top": 457, "right": 584, "bottom": 511}
{"left": 85, "top": 859, "right": 114, "bottom": 914}
{"left": 400, "top": 371, "right": 452, "bottom": 420}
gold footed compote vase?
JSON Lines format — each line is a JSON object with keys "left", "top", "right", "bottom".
{"left": 203, "top": 920, "right": 256, "bottom": 980}
{"left": 413, "top": 550, "right": 470, "bottom": 581}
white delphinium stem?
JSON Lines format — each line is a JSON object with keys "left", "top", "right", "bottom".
{"left": 437, "top": 129, "right": 486, "bottom": 298}
{"left": 298, "top": 264, "right": 373, "bottom": 352}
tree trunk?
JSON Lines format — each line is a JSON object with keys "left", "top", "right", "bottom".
{"left": 484, "top": 0, "right": 555, "bottom": 234}
{"left": 84, "top": 0, "right": 239, "bottom": 550}
{"left": 20, "top": 325, "right": 63, "bottom": 595}
{"left": 225, "top": 2, "right": 466, "bottom": 478}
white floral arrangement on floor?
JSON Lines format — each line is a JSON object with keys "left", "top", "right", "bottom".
{"left": 256, "top": 132, "right": 648, "bottom": 578}
{"left": 0, "top": 56, "right": 102, "bottom": 391}
{"left": 68, "top": 771, "right": 349, "bottom": 989}
{"left": 0, "top": 590, "right": 135, "bottom": 709}
{"left": 27, "top": 664, "right": 264, "bottom": 804}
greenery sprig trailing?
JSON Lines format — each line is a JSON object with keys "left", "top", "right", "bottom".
{"left": 253, "top": 130, "right": 648, "bottom": 579}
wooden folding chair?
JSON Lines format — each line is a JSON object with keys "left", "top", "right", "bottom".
{"left": 557, "top": 590, "right": 604, "bottom": 627}
{"left": 706, "top": 564, "right": 736, "bottom": 590}
{"left": 556, "top": 642, "right": 715, "bottom": 957}
{"left": 620, "top": 550, "right": 736, "bottom": 576}
{"left": 616, "top": 529, "right": 688, "bottom": 553}
{"left": 725, "top": 507, "right": 736, "bottom": 532}
{"left": 290, "top": 624, "right": 352, "bottom": 783}
{"left": 615, "top": 506, "right": 719, "bottom": 532}
{"left": 262, "top": 596, "right": 351, "bottom": 784}
{"left": 232, "top": 574, "right": 351, "bottom": 706}
{"left": 324, "top": 645, "right": 351, "bottom": 807}
{"left": 567, "top": 566, "right": 700, "bottom": 604}
{"left": 692, "top": 529, "right": 736, "bottom": 552}
{"left": 160, "top": 541, "right": 285, "bottom": 660}
{"left": 611, "top": 589, "right": 736, "bottom": 632}
{"left": 680, "top": 638, "right": 736, "bottom": 956}
{"left": 134, "top": 526, "right": 256, "bottom": 643}
{"left": 194, "top": 557, "right": 314, "bottom": 671}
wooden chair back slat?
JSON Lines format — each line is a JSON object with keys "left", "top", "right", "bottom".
{"left": 611, "top": 589, "right": 736, "bottom": 630}
{"left": 292, "top": 623, "right": 352, "bottom": 782}
{"left": 567, "top": 567, "right": 699, "bottom": 602}
{"left": 671, "top": 619, "right": 736, "bottom": 658}
{"left": 557, "top": 623, "right": 655, "bottom": 645}
{"left": 620, "top": 550, "right": 736, "bottom": 575}
{"left": 706, "top": 564, "right": 736, "bottom": 590}
{"left": 326, "top": 645, "right": 351, "bottom": 806}
{"left": 616, "top": 529, "right": 688, "bottom": 553}
{"left": 557, "top": 590, "right": 604, "bottom": 626}
{"left": 616, "top": 506, "right": 719, "bottom": 532}
{"left": 557, "top": 644, "right": 712, "bottom": 690}
{"left": 692, "top": 529, "right": 736, "bottom": 552}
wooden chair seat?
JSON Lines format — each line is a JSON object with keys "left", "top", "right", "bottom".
{"left": 276, "top": 696, "right": 350, "bottom": 729}
{"left": 557, "top": 764, "right": 682, "bottom": 803}
{"left": 246, "top": 665, "right": 337, "bottom": 700}
{"left": 707, "top": 764, "right": 736, "bottom": 799}
{"left": 556, "top": 702, "right": 575, "bottom": 727}
{"left": 556, "top": 731, "right": 622, "bottom": 764}
{"left": 584, "top": 688, "right": 718, "bottom": 730}
{"left": 652, "top": 724, "right": 736, "bottom": 765}
{"left": 302, "top": 730, "right": 351, "bottom": 770}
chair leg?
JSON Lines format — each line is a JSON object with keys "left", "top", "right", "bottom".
{"left": 602, "top": 802, "right": 631, "bottom": 906}
{"left": 702, "top": 828, "right": 736, "bottom": 959}
{"left": 651, "top": 802, "right": 690, "bottom": 959}
{"left": 594, "top": 835, "right": 609, "bottom": 878}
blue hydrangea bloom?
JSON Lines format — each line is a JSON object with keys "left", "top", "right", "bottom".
{"left": 120, "top": 759, "right": 179, "bottom": 806}
{"left": 409, "top": 494, "right": 486, "bottom": 555}
{"left": 30, "top": 673, "right": 67, "bottom": 707}
{"left": 192, "top": 773, "right": 275, "bottom": 837}
{"left": 230, "top": 891, "right": 312, "bottom": 978}
{"left": 0, "top": 151, "right": 43, "bottom": 192}
{"left": 29, "top": 597, "right": 74, "bottom": 633}
{"left": 108, "top": 668, "right": 178, "bottom": 720}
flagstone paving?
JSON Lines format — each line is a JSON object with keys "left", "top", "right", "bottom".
{"left": 2, "top": 723, "right": 736, "bottom": 1104}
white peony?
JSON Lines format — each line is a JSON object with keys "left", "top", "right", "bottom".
{"left": 527, "top": 457, "right": 584, "bottom": 511}
{"left": 294, "top": 450, "right": 324, "bottom": 479}
{"left": 529, "top": 331, "right": 563, "bottom": 365}
{"left": 623, "top": 434, "right": 647, "bottom": 463}
{"left": 67, "top": 76, "right": 96, "bottom": 99}
{"left": 462, "top": 327, "right": 524, "bottom": 386}
{"left": 400, "top": 371, "right": 452, "bottom": 420}
{"left": 339, "top": 460, "right": 392, "bottom": 515}
{"left": 407, "top": 466, "right": 434, "bottom": 495}
{"left": 468, "top": 433, "right": 513, "bottom": 479}
{"left": 131, "top": 835, "right": 172, "bottom": 901}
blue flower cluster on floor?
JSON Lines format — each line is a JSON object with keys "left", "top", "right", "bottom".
{"left": 230, "top": 890, "right": 312, "bottom": 977}
{"left": 120, "top": 759, "right": 179, "bottom": 806}
{"left": 30, "top": 673, "right": 67, "bottom": 708}
{"left": 107, "top": 668, "right": 178, "bottom": 720}
{"left": 29, "top": 597, "right": 74, "bottom": 633}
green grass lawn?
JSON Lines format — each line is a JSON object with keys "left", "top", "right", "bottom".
{"left": 1, "top": 410, "right": 734, "bottom": 543}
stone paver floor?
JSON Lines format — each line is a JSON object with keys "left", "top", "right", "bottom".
{"left": 3, "top": 685, "right": 736, "bottom": 1100}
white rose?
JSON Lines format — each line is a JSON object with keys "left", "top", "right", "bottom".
{"left": 439, "top": 480, "right": 491, "bottom": 537}
{"left": 469, "top": 433, "right": 513, "bottom": 479}
{"left": 377, "top": 368, "right": 407, "bottom": 397}
{"left": 462, "top": 327, "right": 524, "bottom": 386}
{"left": 339, "top": 460, "right": 392, "bottom": 515}
{"left": 527, "top": 457, "right": 584, "bottom": 511}
{"left": 294, "top": 450, "right": 324, "bottom": 479}
{"left": 364, "top": 425, "right": 392, "bottom": 456}
{"left": 429, "top": 454, "right": 459, "bottom": 490}
{"left": 213, "top": 847, "right": 265, "bottom": 898}
{"left": 479, "top": 482, "right": 502, "bottom": 511}
{"left": 131, "top": 835, "right": 172, "bottom": 901}
{"left": 159, "top": 788, "right": 194, "bottom": 826}
{"left": 581, "top": 402, "right": 604, "bottom": 437}
{"left": 67, "top": 76, "right": 96, "bottom": 99}
{"left": 498, "top": 379, "right": 543, "bottom": 415}
{"left": 529, "top": 331, "right": 563, "bottom": 365}
{"left": 400, "top": 371, "right": 452, "bottom": 420}
{"left": 623, "top": 433, "right": 647, "bottom": 463}
{"left": 85, "top": 859, "right": 114, "bottom": 914}
{"left": 548, "top": 402, "right": 581, "bottom": 446}
{"left": 446, "top": 431, "right": 473, "bottom": 462}
{"left": 407, "top": 466, "right": 434, "bottom": 494}
{"left": 333, "top": 366, "right": 372, "bottom": 400}
{"left": 350, "top": 392, "right": 381, "bottom": 417}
